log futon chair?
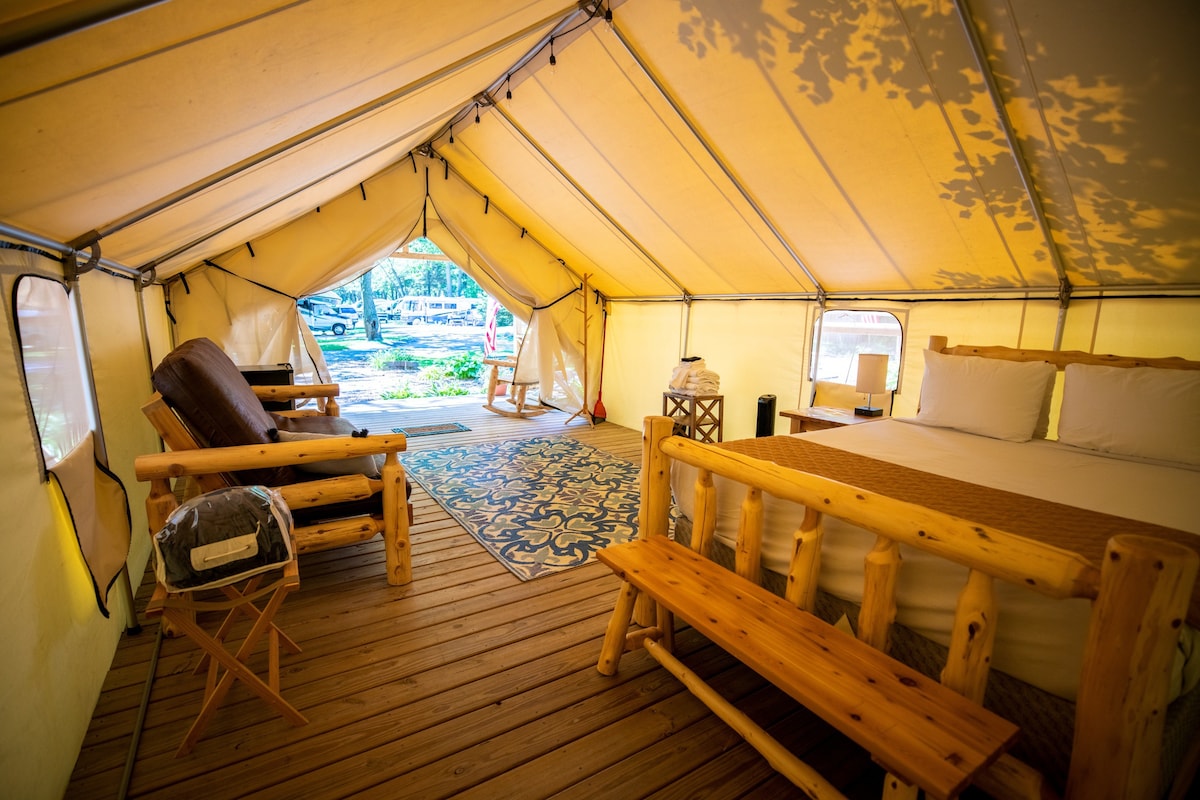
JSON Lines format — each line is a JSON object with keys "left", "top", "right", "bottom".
{"left": 136, "top": 337, "right": 413, "bottom": 585}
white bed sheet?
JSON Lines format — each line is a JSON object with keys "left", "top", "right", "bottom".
{"left": 670, "top": 419, "right": 1200, "bottom": 701}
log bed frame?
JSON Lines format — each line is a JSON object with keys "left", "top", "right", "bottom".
{"left": 595, "top": 338, "right": 1200, "bottom": 799}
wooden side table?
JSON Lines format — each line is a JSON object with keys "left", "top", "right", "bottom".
{"left": 780, "top": 406, "right": 887, "bottom": 434}
{"left": 663, "top": 391, "right": 724, "bottom": 443}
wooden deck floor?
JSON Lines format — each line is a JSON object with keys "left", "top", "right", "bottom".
{"left": 69, "top": 397, "right": 881, "bottom": 799}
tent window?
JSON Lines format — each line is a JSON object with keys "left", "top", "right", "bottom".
{"left": 15, "top": 275, "right": 94, "bottom": 470}
{"left": 811, "top": 309, "right": 903, "bottom": 390}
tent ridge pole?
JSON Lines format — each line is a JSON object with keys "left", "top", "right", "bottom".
{"left": 613, "top": 24, "right": 825, "bottom": 297}
{"left": 87, "top": 4, "right": 578, "bottom": 244}
{"left": 951, "top": 0, "right": 1072, "bottom": 287}
{"left": 431, "top": 156, "right": 586, "bottom": 289}
{"left": 135, "top": 121, "right": 444, "bottom": 272}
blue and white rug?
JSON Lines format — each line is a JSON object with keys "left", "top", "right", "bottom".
{"left": 401, "top": 437, "right": 640, "bottom": 580}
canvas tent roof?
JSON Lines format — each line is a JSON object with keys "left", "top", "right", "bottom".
{"left": 3, "top": 0, "right": 1197, "bottom": 304}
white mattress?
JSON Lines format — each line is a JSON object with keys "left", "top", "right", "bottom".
{"left": 671, "top": 419, "right": 1200, "bottom": 701}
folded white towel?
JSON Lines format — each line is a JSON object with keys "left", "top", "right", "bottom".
{"left": 669, "top": 363, "right": 691, "bottom": 389}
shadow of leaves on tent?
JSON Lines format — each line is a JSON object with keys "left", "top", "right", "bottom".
{"left": 670, "top": 0, "right": 1200, "bottom": 288}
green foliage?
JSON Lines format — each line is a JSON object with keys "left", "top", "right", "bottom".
{"left": 319, "top": 342, "right": 350, "bottom": 352}
{"left": 369, "top": 349, "right": 422, "bottom": 369}
{"left": 432, "top": 385, "right": 470, "bottom": 396}
{"left": 381, "top": 381, "right": 419, "bottom": 400}
{"left": 444, "top": 351, "right": 483, "bottom": 380}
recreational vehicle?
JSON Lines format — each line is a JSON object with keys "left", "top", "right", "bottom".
{"left": 2, "top": 2, "right": 1198, "bottom": 799}
{"left": 297, "top": 296, "right": 352, "bottom": 335}
{"left": 392, "top": 296, "right": 483, "bottom": 325}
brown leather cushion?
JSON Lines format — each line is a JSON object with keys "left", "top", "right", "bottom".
{"left": 152, "top": 338, "right": 408, "bottom": 516}
{"left": 152, "top": 338, "right": 298, "bottom": 486}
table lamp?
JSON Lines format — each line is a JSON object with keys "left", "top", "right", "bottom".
{"left": 854, "top": 353, "right": 888, "bottom": 416}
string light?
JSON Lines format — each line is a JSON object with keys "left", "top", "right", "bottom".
{"left": 505, "top": 74, "right": 512, "bottom": 103}
{"left": 605, "top": 4, "right": 613, "bottom": 29}
{"left": 448, "top": 124, "right": 454, "bottom": 144}
{"left": 549, "top": 37, "right": 556, "bottom": 73}
{"left": 474, "top": 103, "right": 480, "bottom": 124}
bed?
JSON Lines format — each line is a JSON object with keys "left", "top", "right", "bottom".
{"left": 631, "top": 337, "right": 1200, "bottom": 798}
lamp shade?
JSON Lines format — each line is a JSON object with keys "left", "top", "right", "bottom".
{"left": 855, "top": 353, "right": 889, "bottom": 394}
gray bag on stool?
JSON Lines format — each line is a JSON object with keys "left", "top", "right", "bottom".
{"left": 153, "top": 486, "right": 294, "bottom": 592}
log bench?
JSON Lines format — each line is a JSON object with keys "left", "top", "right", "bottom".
{"left": 596, "top": 535, "right": 1019, "bottom": 800}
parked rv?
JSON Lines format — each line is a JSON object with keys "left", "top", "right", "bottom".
{"left": 298, "top": 296, "right": 350, "bottom": 335}
{"left": 393, "top": 296, "right": 482, "bottom": 325}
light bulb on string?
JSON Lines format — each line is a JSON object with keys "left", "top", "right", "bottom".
{"left": 448, "top": 124, "right": 454, "bottom": 145}
{"left": 505, "top": 74, "right": 513, "bottom": 104}
{"left": 474, "top": 103, "right": 480, "bottom": 124}
{"left": 549, "top": 37, "right": 556, "bottom": 74}
{"left": 604, "top": 4, "right": 613, "bottom": 31}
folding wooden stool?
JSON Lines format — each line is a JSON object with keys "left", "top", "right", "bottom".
{"left": 146, "top": 556, "right": 307, "bottom": 757}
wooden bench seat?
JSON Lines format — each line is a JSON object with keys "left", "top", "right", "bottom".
{"left": 597, "top": 535, "right": 1019, "bottom": 800}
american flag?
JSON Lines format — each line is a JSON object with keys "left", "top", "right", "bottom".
{"left": 484, "top": 296, "right": 499, "bottom": 355}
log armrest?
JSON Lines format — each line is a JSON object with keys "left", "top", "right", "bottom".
{"left": 134, "top": 434, "right": 406, "bottom": 480}
{"left": 250, "top": 383, "right": 342, "bottom": 416}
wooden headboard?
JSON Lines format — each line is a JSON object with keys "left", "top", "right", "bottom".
{"left": 928, "top": 335, "right": 1200, "bottom": 371}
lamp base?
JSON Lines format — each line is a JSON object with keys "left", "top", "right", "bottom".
{"left": 854, "top": 405, "right": 883, "bottom": 417}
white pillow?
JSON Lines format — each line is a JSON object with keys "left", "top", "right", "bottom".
{"left": 1058, "top": 364, "right": 1200, "bottom": 466}
{"left": 272, "top": 429, "right": 383, "bottom": 478}
{"left": 914, "top": 349, "right": 1056, "bottom": 442}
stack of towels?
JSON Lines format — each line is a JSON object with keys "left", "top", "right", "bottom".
{"left": 669, "top": 357, "right": 720, "bottom": 396}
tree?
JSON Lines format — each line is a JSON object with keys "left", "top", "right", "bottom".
{"left": 360, "top": 270, "right": 381, "bottom": 342}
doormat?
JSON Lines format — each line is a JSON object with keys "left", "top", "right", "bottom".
{"left": 401, "top": 437, "right": 639, "bottom": 580}
{"left": 392, "top": 422, "right": 471, "bottom": 437}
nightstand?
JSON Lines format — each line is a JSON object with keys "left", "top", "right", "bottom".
{"left": 663, "top": 391, "right": 724, "bottom": 443}
{"left": 779, "top": 406, "right": 887, "bottom": 434}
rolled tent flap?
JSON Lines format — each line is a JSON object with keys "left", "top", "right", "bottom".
{"left": 47, "top": 432, "right": 131, "bottom": 618}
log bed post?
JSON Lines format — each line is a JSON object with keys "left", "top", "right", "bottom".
{"left": 942, "top": 569, "right": 998, "bottom": 705}
{"left": 1067, "top": 535, "right": 1198, "bottom": 799}
{"left": 636, "top": 416, "right": 675, "bottom": 626}
{"left": 785, "top": 507, "right": 823, "bottom": 611}
{"left": 859, "top": 536, "right": 901, "bottom": 652}
{"left": 692, "top": 468, "right": 717, "bottom": 557}
{"left": 736, "top": 487, "right": 764, "bottom": 585}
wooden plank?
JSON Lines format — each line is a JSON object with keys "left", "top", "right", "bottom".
{"left": 70, "top": 405, "right": 857, "bottom": 800}
{"left": 599, "top": 536, "right": 1019, "bottom": 799}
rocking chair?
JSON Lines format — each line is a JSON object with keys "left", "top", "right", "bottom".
{"left": 136, "top": 338, "right": 413, "bottom": 585}
{"left": 482, "top": 333, "right": 545, "bottom": 418}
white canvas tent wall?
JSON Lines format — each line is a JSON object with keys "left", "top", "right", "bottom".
{"left": 1, "top": 1, "right": 1198, "bottom": 796}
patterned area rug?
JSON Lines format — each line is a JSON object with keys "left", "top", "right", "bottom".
{"left": 392, "top": 422, "right": 471, "bottom": 437}
{"left": 401, "top": 437, "right": 640, "bottom": 580}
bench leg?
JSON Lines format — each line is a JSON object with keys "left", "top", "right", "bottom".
{"left": 643, "top": 638, "right": 845, "bottom": 799}
{"left": 656, "top": 601, "right": 675, "bottom": 654}
{"left": 597, "top": 580, "right": 639, "bottom": 676}
{"left": 882, "top": 774, "right": 918, "bottom": 799}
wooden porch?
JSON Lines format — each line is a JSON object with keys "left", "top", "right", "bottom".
{"left": 68, "top": 398, "right": 880, "bottom": 799}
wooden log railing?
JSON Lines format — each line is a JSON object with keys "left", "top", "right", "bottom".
{"left": 601, "top": 416, "right": 1198, "bottom": 800}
